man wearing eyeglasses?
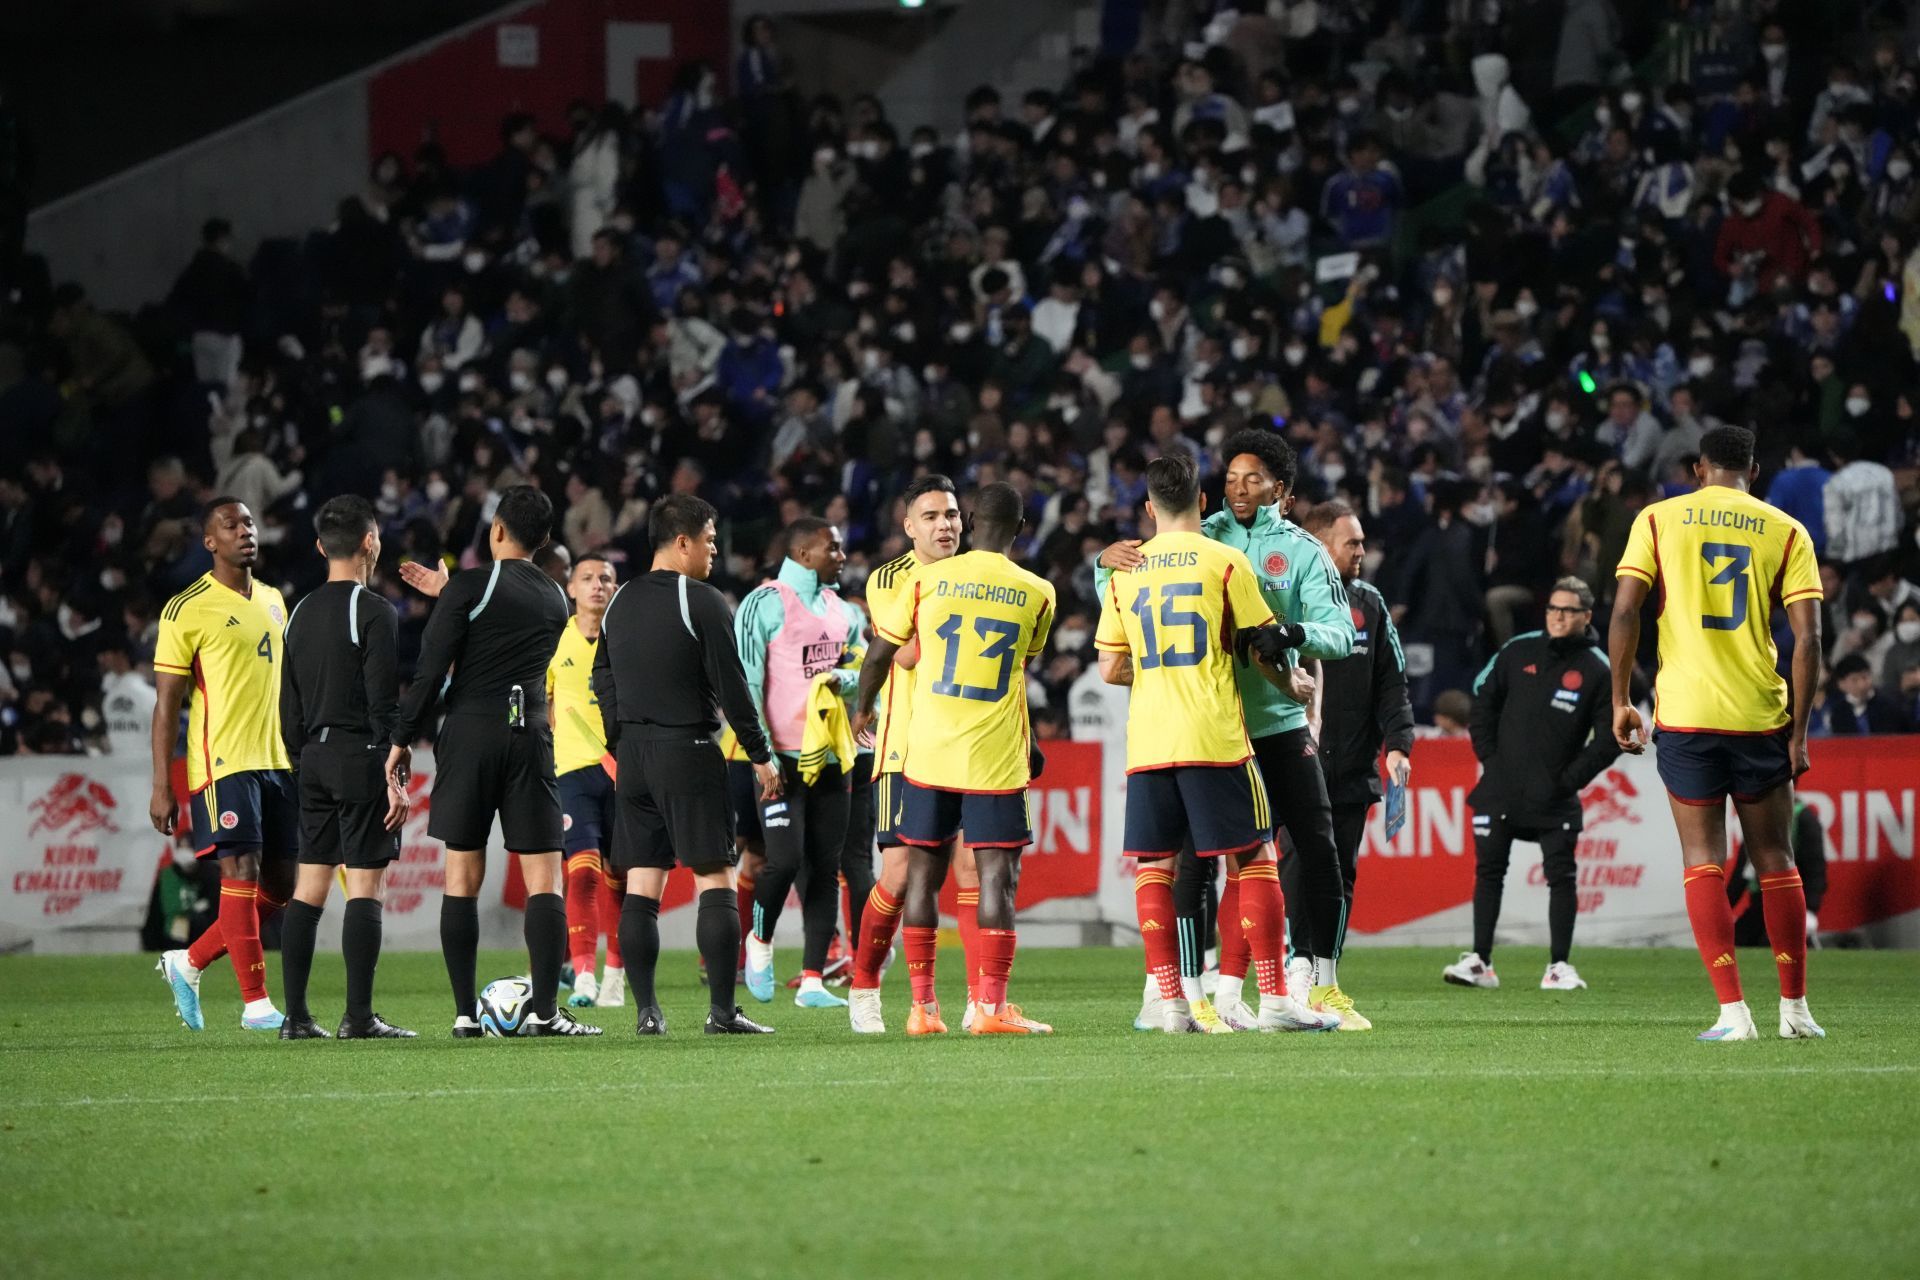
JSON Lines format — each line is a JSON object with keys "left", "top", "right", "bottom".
{"left": 1443, "top": 576, "right": 1621, "bottom": 993}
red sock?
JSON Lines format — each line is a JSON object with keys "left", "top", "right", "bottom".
{"left": 563, "top": 853, "right": 600, "bottom": 973}
{"left": 599, "top": 872, "right": 625, "bottom": 968}
{"left": 956, "top": 889, "right": 980, "bottom": 1002}
{"left": 218, "top": 878, "right": 268, "bottom": 1002}
{"left": 186, "top": 917, "right": 227, "bottom": 970}
{"left": 736, "top": 870, "right": 756, "bottom": 965}
{"left": 903, "top": 925, "right": 939, "bottom": 1006}
{"left": 852, "top": 884, "right": 903, "bottom": 989}
{"left": 1237, "top": 861, "right": 1288, "bottom": 996}
{"left": 840, "top": 873, "right": 858, "bottom": 943}
{"left": 1759, "top": 869, "right": 1808, "bottom": 998}
{"left": 1683, "top": 863, "right": 1743, "bottom": 1003}
{"left": 1134, "top": 864, "right": 1182, "bottom": 1000}
{"left": 978, "top": 927, "right": 1015, "bottom": 1009}
{"left": 1218, "top": 864, "right": 1251, "bottom": 980}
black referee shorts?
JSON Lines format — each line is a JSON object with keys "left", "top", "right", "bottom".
{"left": 428, "top": 712, "right": 563, "bottom": 853}
{"left": 298, "top": 736, "right": 400, "bottom": 869}
{"left": 610, "top": 735, "right": 736, "bottom": 874}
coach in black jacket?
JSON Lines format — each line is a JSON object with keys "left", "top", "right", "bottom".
{"left": 1303, "top": 501, "right": 1415, "bottom": 962}
{"left": 1446, "top": 576, "right": 1619, "bottom": 993}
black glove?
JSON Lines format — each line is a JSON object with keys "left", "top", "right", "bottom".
{"left": 1028, "top": 742, "right": 1046, "bottom": 780}
{"left": 1243, "top": 623, "right": 1307, "bottom": 665}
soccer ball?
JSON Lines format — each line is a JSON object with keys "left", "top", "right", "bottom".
{"left": 477, "top": 976, "right": 536, "bottom": 1037}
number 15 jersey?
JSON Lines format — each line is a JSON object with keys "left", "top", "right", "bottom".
{"left": 1615, "top": 485, "right": 1821, "bottom": 735}
{"left": 155, "top": 572, "right": 293, "bottom": 793}
{"left": 1096, "top": 531, "right": 1276, "bottom": 772}
{"left": 873, "top": 550, "right": 1054, "bottom": 794}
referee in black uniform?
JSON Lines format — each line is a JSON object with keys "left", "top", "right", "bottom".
{"left": 389, "top": 485, "right": 599, "bottom": 1037}
{"left": 593, "top": 494, "right": 780, "bottom": 1035}
{"left": 276, "top": 496, "right": 416, "bottom": 1041}
{"left": 1302, "top": 500, "right": 1415, "bottom": 966}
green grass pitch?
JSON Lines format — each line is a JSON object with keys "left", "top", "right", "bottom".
{"left": 3, "top": 945, "right": 1917, "bottom": 1279}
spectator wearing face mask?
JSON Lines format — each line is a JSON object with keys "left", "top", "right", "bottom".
{"left": 1826, "top": 653, "right": 1909, "bottom": 734}
{"left": 1714, "top": 171, "right": 1822, "bottom": 288}
{"left": 1877, "top": 602, "right": 1920, "bottom": 696}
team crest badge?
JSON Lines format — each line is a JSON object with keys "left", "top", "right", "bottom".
{"left": 219, "top": 810, "right": 239, "bottom": 830}
{"left": 1561, "top": 670, "right": 1583, "bottom": 691}
{"left": 562, "top": 814, "right": 573, "bottom": 831}
{"left": 269, "top": 604, "right": 284, "bottom": 624}
{"left": 1264, "top": 552, "right": 1288, "bottom": 578}
{"left": 1350, "top": 605, "right": 1366, "bottom": 628}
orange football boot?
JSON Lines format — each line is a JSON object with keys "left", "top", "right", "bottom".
{"left": 906, "top": 1000, "right": 948, "bottom": 1036}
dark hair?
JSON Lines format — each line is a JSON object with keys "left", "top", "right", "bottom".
{"left": 572, "top": 551, "right": 614, "bottom": 574}
{"left": 201, "top": 496, "right": 248, "bottom": 528}
{"left": 1550, "top": 575, "right": 1595, "bottom": 611}
{"left": 902, "top": 473, "right": 958, "bottom": 510}
{"left": 971, "top": 481, "right": 1025, "bottom": 540}
{"left": 1220, "top": 429, "right": 1298, "bottom": 492}
{"left": 1299, "top": 498, "right": 1356, "bottom": 535}
{"left": 493, "top": 484, "right": 554, "bottom": 551}
{"left": 314, "top": 495, "right": 377, "bottom": 559}
{"left": 649, "top": 493, "right": 717, "bottom": 546}
{"left": 1832, "top": 653, "right": 1872, "bottom": 681}
{"left": 1434, "top": 689, "right": 1472, "bottom": 724}
{"left": 532, "top": 543, "right": 572, "bottom": 574}
{"left": 1700, "top": 425, "right": 1756, "bottom": 472}
{"left": 784, "top": 515, "right": 833, "bottom": 553}
{"left": 1146, "top": 450, "right": 1201, "bottom": 514}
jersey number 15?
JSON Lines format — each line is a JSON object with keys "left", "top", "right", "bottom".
{"left": 1130, "top": 582, "right": 1208, "bottom": 669}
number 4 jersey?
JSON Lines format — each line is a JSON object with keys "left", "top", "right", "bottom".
{"left": 154, "top": 572, "right": 293, "bottom": 793}
{"left": 1615, "top": 485, "right": 1821, "bottom": 735}
{"left": 1095, "top": 531, "right": 1276, "bottom": 772}
{"left": 873, "top": 549, "right": 1055, "bottom": 793}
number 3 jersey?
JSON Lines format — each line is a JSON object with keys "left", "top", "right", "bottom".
{"left": 1095, "top": 531, "right": 1276, "bottom": 772}
{"left": 873, "top": 550, "right": 1054, "bottom": 793}
{"left": 154, "top": 572, "right": 293, "bottom": 792}
{"left": 1615, "top": 485, "right": 1821, "bottom": 735}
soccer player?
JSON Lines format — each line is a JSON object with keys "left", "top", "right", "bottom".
{"left": 1610, "top": 426, "right": 1826, "bottom": 1042}
{"left": 1095, "top": 453, "right": 1336, "bottom": 1034}
{"left": 1099, "top": 431, "right": 1360, "bottom": 1029}
{"left": 276, "top": 495, "right": 416, "bottom": 1040}
{"left": 150, "top": 498, "right": 297, "bottom": 1032}
{"left": 846, "top": 475, "right": 962, "bottom": 1034}
{"left": 548, "top": 552, "right": 627, "bottom": 1009}
{"left": 390, "top": 485, "right": 599, "bottom": 1037}
{"left": 853, "top": 482, "right": 1054, "bottom": 1036}
{"left": 736, "top": 517, "right": 859, "bottom": 1010}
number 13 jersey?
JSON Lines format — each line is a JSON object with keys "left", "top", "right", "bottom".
{"left": 155, "top": 573, "right": 293, "bottom": 793}
{"left": 1096, "top": 531, "right": 1276, "bottom": 772}
{"left": 1615, "top": 485, "right": 1821, "bottom": 735}
{"left": 873, "top": 550, "right": 1054, "bottom": 794}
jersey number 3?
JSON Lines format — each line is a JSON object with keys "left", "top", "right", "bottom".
{"left": 1699, "top": 543, "right": 1751, "bottom": 631}
{"left": 932, "top": 615, "right": 1021, "bottom": 702}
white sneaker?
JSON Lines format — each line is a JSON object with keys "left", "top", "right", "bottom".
{"left": 1257, "top": 994, "right": 1340, "bottom": 1032}
{"left": 961, "top": 999, "right": 979, "bottom": 1032}
{"left": 1779, "top": 997, "right": 1826, "bottom": 1040}
{"left": 1162, "top": 998, "right": 1201, "bottom": 1034}
{"left": 1134, "top": 994, "right": 1167, "bottom": 1031}
{"left": 1286, "top": 957, "right": 1314, "bottom": 1003}
{"left": 1442, "top": 952, "right": 1500, "bottom": 989}
{"left": 1540, "top": 961, "right": 1587, "bottom": 991}
{"left": 594, "top": 966, "right": 626, "bottom": 1007}
{"left": 1697, "top": 1001, "right": 1759, "bottom": 1042}
{"left": 849, "top": 987, "right": 885, "bottom": 1034}
{"left": 1219, "top": 999, "right": 1259, "bottom": 1031}
{"left": 567, "top": 970, "right": 600, "bottom": 1008}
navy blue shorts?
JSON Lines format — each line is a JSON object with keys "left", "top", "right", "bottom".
{"left": 558, "top": 764, "right": 616, "bottom": 856}
{"left": 1123, "top": 761, "right": 1271, "bottom": 859}
{"left": 898, "top": 778, "right": 1030, "bottom": 850}
{"left": 727, "top": 760, "right": 763, "bottom": 845}
{"left": 191, "top": 768, "right": 297, "bottom": 859}
{"left": 1654, "top": 728, "right": 1792, "bottom": 806}
{"left": 871, "top": 770, "right": 908, "bottom": 847}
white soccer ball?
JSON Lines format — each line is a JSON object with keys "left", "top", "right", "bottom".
{"left": 477, "top": 976, "right": 536, "bottom": 1037}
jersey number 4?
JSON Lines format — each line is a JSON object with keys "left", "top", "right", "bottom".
{"left": 1130, "top": 582, "right": 1208, "bottom": 669}
{"left": 1699, "top": 543, "right": 1751, "bottom": 631}
{"left": 932, "top": 615, "right": 1021, "bottom": 702}
{"left": 256, "top": 631, "right": 273, "bottom": 660}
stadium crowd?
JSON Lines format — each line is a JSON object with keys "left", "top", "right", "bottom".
{"left": 2, "top": 0, "right": 1919, "bottom": 760}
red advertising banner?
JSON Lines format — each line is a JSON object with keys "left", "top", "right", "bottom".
{"left": 937, "top": 740, "right": 1104, "bottom": 914}
{"left": 1795, "top": 738, "right": 1920, "bottom": 931}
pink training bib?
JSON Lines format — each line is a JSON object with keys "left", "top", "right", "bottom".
{"left": 763, "top": 581, "right": 852, "bottom": 752}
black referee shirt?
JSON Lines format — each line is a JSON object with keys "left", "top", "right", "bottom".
{"left": 592, "top": 569, "right": 772, "bottom": 764}
{"left": 394, "top": 558, "right": 569, "bottom": 744}
{"left": 280, "top": 581, "right": 401, "bottom": 765}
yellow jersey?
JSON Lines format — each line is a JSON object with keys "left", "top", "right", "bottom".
{"left": 1095, "top": 531, "right": 1275, "bottom": 772}
{"left": 719, "top": 724, "right": 751, "bottom": 762}
{"left": 866, "top": 549, "right": 924, "bottom": 778}
{"left": 545, "top": 617, "right": 607, "bottom": 774}
{"left": 154, "top": 572, "right": 292, "bottom": 792}
{"left": 873, "top": 550, "right": 1054, "bottom": 793}
{"left": 1616, "top": 485, "right": 1821, "bottom": 734}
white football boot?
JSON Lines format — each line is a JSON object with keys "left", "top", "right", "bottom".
{"left": 1442, "top": 952, "right": 1500, "bottom": 989}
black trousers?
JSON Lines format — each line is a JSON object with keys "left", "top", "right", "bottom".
{"left": 1472, "top": 815, "right": 1579, "bottom": 965}
{"left": 837, "top": 754, "right": 877, "bottom": 940}
{"left": 752, "top": 758, "right": 849, "bottom": 972}
{"left": 1258, "top": 729, "right": 1342, "bottom": 964}
{"left": 1313, "top": 800, "right": 1372, "bottom": 959}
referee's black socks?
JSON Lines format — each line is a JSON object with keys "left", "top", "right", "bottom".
{"left": 281, "top": 899, "right": 324, "bottom": 1022}
{"left": 342, "top": 897, "right": 382, "bottom": 1024}
{"left": 697, "top": 887, "right": 739, "bottom": 1015}
{"left": 440, "top": 895, "right": 480, "bottom": 1019}
{"left": 620, "top": 895, "right": 661, "bottom": 1012}
{"left": 524, "top": 892, "right": 566, "bottom": 1019}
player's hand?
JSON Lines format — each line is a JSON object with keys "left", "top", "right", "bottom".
{"left": 400, "top": 559, "right": 450, "bottom": 598}
{"left": 1789, "top": 733, "right": 1812, "bottom": 778}
{"left": 383, "top": 779, "right": 409, "bottom": 832}
{"left": 850, "top": 709, "right": 873, "bottom": 743}
{"left": 1613, "top": 705, "right": 1645, "bottom": 754}
{"left": 149, "top": 781, "right": 177, "bottom": 836}
{"left": 754, "top": 760, "right": 784, "bottom": 801}
{"left": 1285, "top": 665, "right": 1316, "bottom": 704}
{"left": 1386, "top": 749, "right": 1412, "bottom": 787}
{"left": 1029, "top": 742, "right": 1046, "bottom": 780}
{"left": 1098, "top": 540, "right": 1145, "bottom": 572}
{"left": 385, "top": 744, "right": 412, "bottom": 791}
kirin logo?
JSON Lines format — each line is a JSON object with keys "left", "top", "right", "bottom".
{"left": 29, "top": 773, "right": 121, "bottom": 838}
{"left": 1580, "top": 768, "right": 1642, "bottom": 829}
